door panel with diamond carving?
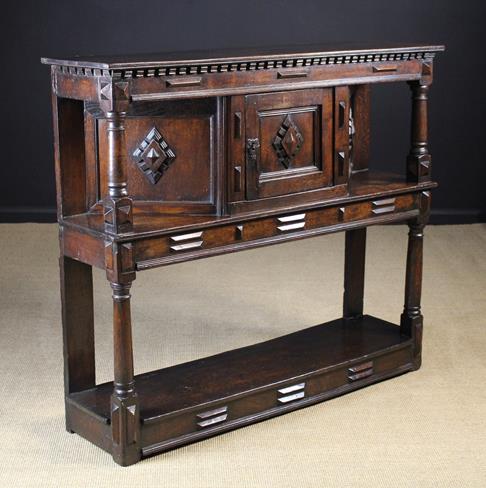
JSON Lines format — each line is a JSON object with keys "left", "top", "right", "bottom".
{"left": 93, "top": 98, "right": 220, "bottom": 215}
{"left": 245, "top": 89, "right": 333, "bottom": 199}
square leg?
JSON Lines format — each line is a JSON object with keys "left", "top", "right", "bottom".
{"left": 60, "top": 256, "right": 95, "bottom": 432}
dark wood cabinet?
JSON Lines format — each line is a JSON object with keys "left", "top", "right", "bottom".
{"left": 42, "top": 42, "right": 444, "bottom": 466}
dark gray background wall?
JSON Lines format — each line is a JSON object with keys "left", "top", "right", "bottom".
{"left": 1, "top": 0, "right": 485, "bottom": 223}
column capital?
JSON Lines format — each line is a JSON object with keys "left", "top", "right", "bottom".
{"left": 105, "top": 241, "right": 136, "bottom": 284}
{"left": 98, "top": 78, "right": 131, "bottom": 113}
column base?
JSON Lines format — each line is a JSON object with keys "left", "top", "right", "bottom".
{"left": 103, "top": 196, "right": 133, "bottom": 234}
{"left": 111, "top": 393, "right": 141, "bottom": 466}
{"left": 400, "top": 313, "right": 423, "bottom": 370}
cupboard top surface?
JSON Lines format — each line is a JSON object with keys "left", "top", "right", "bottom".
{"left": 41, "top": 42, "right": 445, "bottom": 69}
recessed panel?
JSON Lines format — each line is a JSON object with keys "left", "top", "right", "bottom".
{"left": 258, "top": 108, "right": 320, "bottom": 175}
{"left": 95, "top": 99, "right": 218, "bottom": 212}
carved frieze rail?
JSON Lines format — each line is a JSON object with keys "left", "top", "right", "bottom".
{"left": 54, "top": 49, "right": 437, "bottom": 80}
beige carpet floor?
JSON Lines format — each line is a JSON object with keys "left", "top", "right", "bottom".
{"left": 0, "top": 223, "right": 485, "bottom": 487}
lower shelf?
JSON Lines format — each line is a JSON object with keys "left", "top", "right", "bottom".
{"left": 67, "top": 315, "right": 414, "bottom": 457}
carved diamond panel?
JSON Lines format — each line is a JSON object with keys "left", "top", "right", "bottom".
{"left": 272, "top": 115, "right": 304, "bottom": 168}
{"left": 132, "top": 127, "right": 176, "bottom": 184}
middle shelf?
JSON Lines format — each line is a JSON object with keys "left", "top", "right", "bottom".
{"left": 61, "top": 171, "right": 435, "bottom": 272}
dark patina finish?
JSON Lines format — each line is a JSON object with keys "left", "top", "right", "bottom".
{"left": 42, "top": 42, "right": 444, "bottom": 466}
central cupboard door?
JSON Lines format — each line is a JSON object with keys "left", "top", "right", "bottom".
{"left": 245, "top": 89, "right": 333, "bottom": 199}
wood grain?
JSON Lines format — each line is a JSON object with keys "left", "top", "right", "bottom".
{"left": 43, "top": 42, "right": 443, "bottom": 465}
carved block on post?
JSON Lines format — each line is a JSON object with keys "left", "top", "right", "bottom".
{"left": 111, "top": 386, "right": 139, "bottom": 466}
{"left": 98, "top": 79, "right": 133, "bottom": 234}
{"left": 105, "top": 240, "right": 136, "bottom": 285}
{"left": 400, "top": 191, "right": 431, "bottom": 370}
{"left": 407, "top": 81, "right": 431, "bottom": 183}
{"left": 103, "top": 194, "right": 133, "bottom": 234}
{"left": 105, "top": 241, "right": 140, "bottom": 465}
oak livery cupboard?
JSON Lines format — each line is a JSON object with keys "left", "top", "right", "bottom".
{"left": 42, "top": 42, "right": 444, "bottom": 466}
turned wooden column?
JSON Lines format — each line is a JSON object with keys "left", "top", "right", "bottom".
{"left": 98, "top": 79, "right": 133, "bottom": 234}
{"left": 103, "top": 110, "right": 133, "bottom": 233}
{"left": 407, "top": 82, "right": 431, "bottom": 183}
{"left": 110, "top": 280, "right": 140, "bottom": 466}
{"left": 400, "top": 191, "right": 431, "bottom": 370}
{"left": 400, "top": 222, "right": 424, "bottom": 369}
{"left": 105, "top": 240, "right": 140, "bottom": 465}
